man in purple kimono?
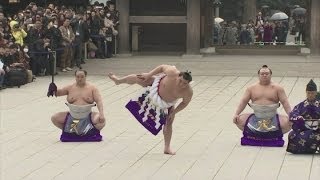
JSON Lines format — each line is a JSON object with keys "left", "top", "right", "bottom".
{"left": 287, "top": 79, "right": 320, "bottom": 154}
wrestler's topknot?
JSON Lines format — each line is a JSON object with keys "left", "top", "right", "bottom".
{"left": 75, "top": 69, "right": 87, "bottom": 76}
{"left": 258, "top": 65, "right": 272, "bottom": 75}
{"left": 179, "top": 71, "right": 192, "bottom": 82}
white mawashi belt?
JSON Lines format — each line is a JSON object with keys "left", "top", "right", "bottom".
{"left": 249, "top": 103, "right": 280, "bottom": 119}
{"left": 147, "top": 74, "right": 176, "bottom": 109}
{"left": 135, "top": 74, "right": 177, "bottom": 127}
{"left": 65, "top": 103, "right": 96, "bottom": 119}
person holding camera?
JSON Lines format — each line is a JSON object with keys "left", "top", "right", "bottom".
{"left": 11, "top": 24, "right": 27, "bottom": 46}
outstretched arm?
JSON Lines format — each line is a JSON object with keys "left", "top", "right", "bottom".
{"left": 173, "top": 90, "right": 193, "bottom": 114}
{"left": 147, "top": 64, "right": 176, "bottom": 76}
{"left": 55, "top": 85, "right": 69, "bottom": 97}
{"left": 138, "top": 64, "right": 177, "bottom": 81}
{"left": 278, "top": 86, "right": 291, "bottom": 115}
{"left": 48, "top": 83, "right": 69, "bottom": 97}
{"left": 167, "top": 90, "right": 193, "bottom": 122}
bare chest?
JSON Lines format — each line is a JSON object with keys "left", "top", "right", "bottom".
{"left": 251, "top": 86, "right": 278, "bottom": 102}
{"left": 67, "top": 87, "right": 94, "bottom": 105}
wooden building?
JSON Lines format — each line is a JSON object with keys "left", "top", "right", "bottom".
{"left": 116, "top": 0, "right": 202, "bottom": 55}
{"left": 116, "top": 0, "right": 320, "bottom": 56}
{"left": 310, "top": 0, "right": 320, "bottom": 56}
{"left": 2, "top": 0, "right": 319, "bottom": 55}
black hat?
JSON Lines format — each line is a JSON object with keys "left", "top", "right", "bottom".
{"left": 306, "top": 79, "right": 317, "bottom": 91}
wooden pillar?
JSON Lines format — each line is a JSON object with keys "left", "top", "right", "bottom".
{"left": 186, "top": 0, "right": 201, "bottom": 54}
{"left": 204, "top": 0, "right": 213, "bottom": 47}
{"left": 117, "top": 0, "right": 131, "bottom": 54}
{"left": 243, "top": 0, "right": 256, "bottom": 23}
{"left": 310, "top": 0, "right": 320, "bottom": 56}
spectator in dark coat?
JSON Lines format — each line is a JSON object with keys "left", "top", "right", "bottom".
{"left": 32, "top": 36, "right": 51, "bottom": 76}
{"left": 263, "top": 21, "right": 273, "bottom": 45}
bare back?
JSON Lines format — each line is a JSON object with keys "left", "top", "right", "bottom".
{"left": 66, "top": 83, "right": 95, "bottom": 105}
{"left": 158, "top": 66, "right": 192, "bottom": 103}
{"left": 250, "top": 82, "right": 280, "bottom": 104}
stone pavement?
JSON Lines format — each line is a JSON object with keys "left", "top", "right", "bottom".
{"left": 1, "top": 55, "right": 320, "bottom": 180}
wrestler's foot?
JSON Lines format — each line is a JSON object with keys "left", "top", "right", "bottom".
{"left": 164, "top": 148, "right": 176, "bottom": 155}
{"left": 108, "top": 72, "right": 120, "bottom": 85}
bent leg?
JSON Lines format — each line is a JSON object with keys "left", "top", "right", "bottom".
{"left": 235, "top": 113, "right": 251, "bottom": 131}
{"left": 51, "top": 111, "right": 69, "bottom": 130}
{"left": 108, "top": 72, "right": 154, "bottom": 87}
{"left": 91, "top": 112, "right": 106, "bottom": 130}
{"left": 279, "top": 115, "right": 292, "bottom": 134}
{"left": 163, "top": 117, "right": 175, "bottom": 155}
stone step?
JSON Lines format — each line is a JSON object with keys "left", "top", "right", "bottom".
{"left": 214, "top": 45, "right": 304, "bottom": 55}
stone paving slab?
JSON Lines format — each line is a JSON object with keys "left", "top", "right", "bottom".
{"left": 82, "top": 55, "right": 320, "bottom": 77}
{"left": 1, "top": 55, "right": 320, "bottom": 180}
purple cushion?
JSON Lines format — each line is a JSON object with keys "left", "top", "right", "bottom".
{"left": 241, "top": 136, "right": 284, "bottom": 147}
{"left": 60, "top": 130, "right": 102, "bottom": 142}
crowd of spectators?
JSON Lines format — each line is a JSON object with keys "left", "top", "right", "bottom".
{"left": 0, "top": 1, "right": 119, "bottom": 90}
{"left": 213, "top": 11, "right": 306, "bottom": 46}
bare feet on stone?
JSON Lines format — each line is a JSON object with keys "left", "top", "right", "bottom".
{"left": 164, "top": 148, "right": 176, "bottom": 155}
{"left": 108, "top": 72, "right": 120, "bottom": 85}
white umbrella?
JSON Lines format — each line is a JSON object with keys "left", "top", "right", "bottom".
{"left": 292, "top": 7, "right": 307, "bottom": 16}
{"left": 270, "top": 12, "right": 288, "bottom": 20}
{"left": 214, "top": 17, "right": 224, "bottom": 23}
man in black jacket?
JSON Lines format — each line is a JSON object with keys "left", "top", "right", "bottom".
{"left": 32, "top": 36, "right": 51, "bottom": 76}
{"left": 44, "top": 18, "right": 62, "bottom": 72}
{"left": 71, "top": 13, "right": 89, "bottom": 67}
